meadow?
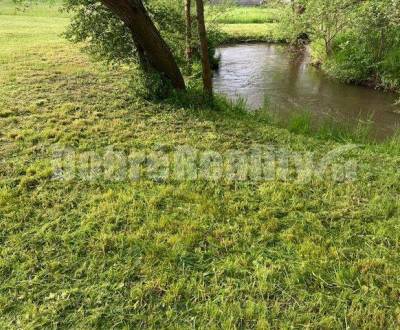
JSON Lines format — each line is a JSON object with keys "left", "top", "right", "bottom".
{"left": 208, "top": 6, "right": 281, "bottom": 24}
{"left": 1, "top": 1, "right": 400, "bottom": 328}
{"left": 208, "top": 5, "right": 287, "bottom": 43}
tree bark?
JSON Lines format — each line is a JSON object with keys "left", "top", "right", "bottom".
{"left": 185, "top": 0, "right": 193, "bottom": 64}
{"left": 101, "top": 0, "right": 185, "bottom": 90}
{"left": 325, "top": 41, "right": 333, "bottom": 56}
{"left": 195, "top": 0, "right": 213, "bottom": 97}
{"left": 131, "top": 33, "right": 148, "bottom": 70}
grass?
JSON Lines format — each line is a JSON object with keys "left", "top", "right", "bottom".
{"left": 264, "top": 109, "right": 377, "bottom": 144}
{"left": 219, "top": 23, "right": 286, "bottom": 43}
{"left": 1, "top": 2, "right": 400, "bottom": 329}
{"left": 208, "top": 6, "right": 281, "bottom": 24}
{"left": 207, "top": 5, "right": 288, "bottom": 44}
{"left": 0, "top": 0, "right": 65, "bottom": 17}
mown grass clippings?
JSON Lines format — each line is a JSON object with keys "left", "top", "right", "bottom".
{"left": 1, "top": 2, "right": 400, "bottom": 329}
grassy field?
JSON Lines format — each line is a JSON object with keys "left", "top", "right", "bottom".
{"left": 208, "top": 5, "right": 287, "bottom": 43}
{"left": 219, "top": 23, "right": 286, "bottom": 43}
{"left": 0, "top": 0, "right": 66, "bottom": 16}
{"left": 208, "top": 6, "right": 281, "bottom": 24}
{"left": 1, "top": 2, "right": 400, "bottom": 329}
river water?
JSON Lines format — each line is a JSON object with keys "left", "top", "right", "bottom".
{"left": 213, "top": 43, "right": 400, "bottom": 139}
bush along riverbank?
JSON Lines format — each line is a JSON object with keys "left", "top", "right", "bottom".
{"left": 209, "top": 3, "right": 399, "bottom": 98}
{"left": 283, "top": 0, "right": 400, "bottom": 95}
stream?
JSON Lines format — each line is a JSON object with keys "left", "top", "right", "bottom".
{"left": 213, "top": 43, "right": 400, "bottom": 140}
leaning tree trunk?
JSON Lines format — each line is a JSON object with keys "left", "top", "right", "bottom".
{"left": 195, "top": 0, "right": 213, "bottom": 96}
{"left": 101, "top": 0, "right": 185, "bottom": 90}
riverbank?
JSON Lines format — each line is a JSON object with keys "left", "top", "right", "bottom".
{"left": 2, "top": 3, "right": 400, "bottom": 329}
{"left": 212, "top": 5, "right": 400, "bottom": 97}
{"left": 213, "top": 43, "right": 400, "bottom": 141}
{"left": 219, "top": 23, "right": 287, "bottom": 44}
{"left": 308, "top": 41, "right": 400, "bottom": 95}
{"left": 207, "top": 5, "right": 288, "bottom": 44}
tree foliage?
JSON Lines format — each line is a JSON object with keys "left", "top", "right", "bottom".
{"left": 289, "top": 0, "right": 359, "bottom": 54}
{"left": 288, "top": 0, "right": 400, "bottom": 89}
{"left": 65, "top": 0, "right": 186, "bottom": 66}
{"left": 63, "top": 0, "right": 221, "bottom": 96}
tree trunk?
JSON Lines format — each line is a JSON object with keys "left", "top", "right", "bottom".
{"left": 291, "top": 0, "right": 305, "bottom": 14}
{"left": 131, "top": 33, "right": 148, "bottom": 70}
{"left": 101, "top": 0, "right": 185, "bottom": 90}
{"left": 325, "top": 38, "right": 333, "bottom": 57}
{"left": 195, "top": 0, "right": 213, "bottom": 97}
{"left": 185, "top": 0, "right": 193, "bottom": 64}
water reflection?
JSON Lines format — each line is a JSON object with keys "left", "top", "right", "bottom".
{"left": 213, "top": 44, "right": 400, "bottom": 139}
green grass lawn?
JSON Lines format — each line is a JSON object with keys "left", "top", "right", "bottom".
{"left": 219, "top": 23, "right": 286, "bottom": 43}
{"left": 208, "top": 6, "right": 281, "bottom": 24}
{"left": 1, "top": 2, "right": 400, "bottom": 329}
{"left": 209, "top": 5, "right": 288, "bottom": 43}
{"left": 0, "top": 0, "right": 66, "bottom": 16}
